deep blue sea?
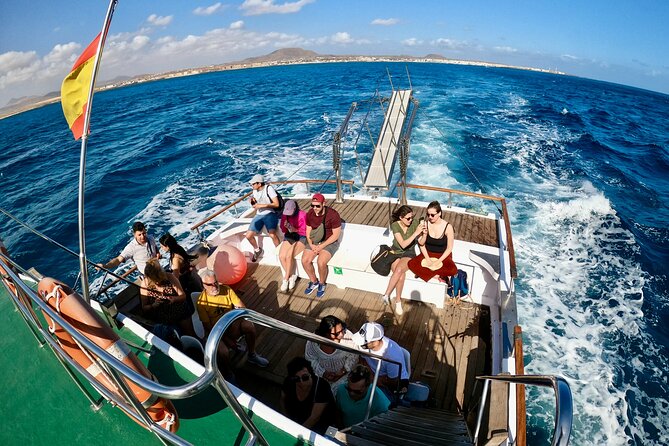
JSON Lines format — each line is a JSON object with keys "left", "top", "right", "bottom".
{"left": 1, "top": 62, "right": 667, "bottom": 445}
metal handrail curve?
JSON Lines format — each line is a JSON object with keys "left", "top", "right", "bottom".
{"left": 473, "top": 374, "right": 573, "bottom": 446}
{"left": 2, "top": 257, "right": 403, "bottom": 444}
{"left": 216, "top": 308, "right": 405, "bottom": 420}
{"left": 0, "top": 261, "right": 268, "bottom": 446}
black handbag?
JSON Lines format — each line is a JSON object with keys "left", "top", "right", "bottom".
{"left": 370, "top": 245, "right": 401, "bottom": 276}
{"left": 284, "top": 231, "right": 300, "bottom": 242}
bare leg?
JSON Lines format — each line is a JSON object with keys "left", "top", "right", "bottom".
{"left": 279, "top": 241, "right": 292, "bottom": 280}
{"left": 317, "top": 250, "right": 332, "bottom": 284}
{"left": 301, "top": 250, "right": 318, "bottom": 283}
{"left": 268, "top": 230, "right": 280, "bottom": 247}
{"left": 383, "top": 258, "right": 404, "bottom": 297}
{"left": 393, "top": 258, "right": 410, "bottom": 303}
{"left": 245, "top": 230, "right": 259, "bottom": 250}
{"left": 226, "top": 319, "right": 256, "bottom": 354}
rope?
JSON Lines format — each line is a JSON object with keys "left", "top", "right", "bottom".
{"left": 419, "top": 109, "right": 502, "bottom": 214}
{"left": 0, "top": 206, "right": 180, "bottom": 300}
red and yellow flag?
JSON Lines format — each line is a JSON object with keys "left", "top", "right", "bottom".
{"left": 61, "top": 34, "right": 101, "bottom": 140}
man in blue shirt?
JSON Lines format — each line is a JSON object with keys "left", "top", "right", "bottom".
{"left": 335, "top": 364, "right": 390, "bottom": 427}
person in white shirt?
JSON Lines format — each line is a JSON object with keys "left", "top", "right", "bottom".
{"left": 304, "top": 315, "right": 359, "bottom": 393}
{"left": 244, "top": 174, "right": 280, "bottom": 262}
{"left": 97, "top": 221, "right": 159, "bottom": 275}
{"left": 352, "top": 322, "right": 410, "bottom": 394}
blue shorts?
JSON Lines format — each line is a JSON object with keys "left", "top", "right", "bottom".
{"left": 249, "top": 212, "right": 279, "bottom": 233}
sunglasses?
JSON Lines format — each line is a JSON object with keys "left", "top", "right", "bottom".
{"left": 427, "top": 212, "right": 439, "bottom": 218}
{"left": 403, "top": 215, "right": 414, "bottom": 221}
{"left": 202, "top": 281, "right": 218, "bottom": 287}
{"left": 330, "top": 328, "right": 345, "bottom": 337}
{"left": 345, "top": 385, "right": 365, "bottom": 395}
{"left": 311, "top": 204, "right": 323, "bottom": 208}
{"left": 290, "top": 373, "right": 311, "bottom": 383}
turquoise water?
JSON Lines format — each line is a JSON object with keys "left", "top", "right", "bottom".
{"left": 0, "top": 62, "right": 668, "bottom": 445}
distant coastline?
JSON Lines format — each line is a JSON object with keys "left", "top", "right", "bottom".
{"left": 0, "top": 51, "right": 565, "bottom": 120}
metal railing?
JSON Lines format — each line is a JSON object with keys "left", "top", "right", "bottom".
{"left": 189, "top": 179, "right": 355, "bottom": 236}
{"left": 0, "top": 255, "right": 266, "bottom": 446}
{"left": 473, "top": 374, "right": 573, "bottom": 446}
{"left": 1, "top": 254, "right": 404, "bottom": 444}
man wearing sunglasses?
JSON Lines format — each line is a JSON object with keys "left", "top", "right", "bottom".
{"left": 335, "top": 364, "right": 390, "bottom": 427}
{"left": 195, "top": 268, "right": 269, "bottom": 367}
{"left": 301, "top": 193, "right": 342, "bottom": 298}
{"left": 245, "top": 174, "right": 281, "bottom": 262}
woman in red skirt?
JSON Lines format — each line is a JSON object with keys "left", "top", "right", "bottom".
{"left": 408, "top": 200, "right": 458, "bottom": 281}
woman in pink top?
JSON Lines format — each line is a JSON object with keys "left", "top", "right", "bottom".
{"left": 279, "top": 200, "right": 307, "bottom": 292}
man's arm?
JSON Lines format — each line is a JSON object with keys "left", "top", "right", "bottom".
{"left": 96, "top": 255, "right": 124, "bottom": 271}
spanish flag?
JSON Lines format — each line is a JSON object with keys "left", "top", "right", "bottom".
{"left": 61, "top": 34, "right": 101, "bottom": 140}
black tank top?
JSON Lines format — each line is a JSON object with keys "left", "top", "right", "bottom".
{"left": 425, "top": 222, "right": 449, "bottom": 253}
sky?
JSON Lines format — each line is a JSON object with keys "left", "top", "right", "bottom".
{"left": 1, "top": 0, "right": 668, "bottom": 107}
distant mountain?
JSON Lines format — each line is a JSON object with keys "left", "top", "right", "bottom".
{"left": 425, "top": 53, "right": 447, "bottom": 60}
{"left": 238, "top": 48, "right": 320, "bottom": 64}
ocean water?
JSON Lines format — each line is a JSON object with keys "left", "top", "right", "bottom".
{"left": 1, "top": 62, "right": 667, "bottom": 445}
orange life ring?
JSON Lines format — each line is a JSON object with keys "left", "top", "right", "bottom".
{"left": 38, "top": 277, "right": 179, "bottom": 432}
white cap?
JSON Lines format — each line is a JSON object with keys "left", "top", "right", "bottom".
{"left": 249, "top": 174, "right": 264, "bottom": 184}
{"left": 352, "top": 322, "right": 384, "bottom": 346}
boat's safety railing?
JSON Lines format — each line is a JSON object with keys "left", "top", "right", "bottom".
{"left": 397, "top": 181, "right": 517, "bottom": 278}
{"left": 473, "top": 374, "right": 573, "bottom": 446}
{"left": 1, "top": 256, "right": 401, "bottom": 445}
{"left": 189, "top": 179, "right": 355, "bottom": 237}
{"left": 0, "top": 257, "right": 269, "bottom": 446}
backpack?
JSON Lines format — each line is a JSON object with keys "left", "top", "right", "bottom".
{"left": 447, "top": 269, "right": 469, "bottom": 298}
{"left": 266, "top": 185, "right": 285, "bottom": 213}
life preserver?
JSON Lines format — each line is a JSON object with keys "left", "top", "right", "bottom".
{"left": 38, "top": 277, "right": 179, "bottom": 432}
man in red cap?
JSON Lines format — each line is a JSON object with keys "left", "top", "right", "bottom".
{"left": 301, "top": 193, "right": 342, "bottom": 298}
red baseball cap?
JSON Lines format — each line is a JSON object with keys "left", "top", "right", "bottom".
{"left": 312, "top": 193, "right": 325, "bottom": 203}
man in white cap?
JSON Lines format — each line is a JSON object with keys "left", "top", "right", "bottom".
{"left": 352, "top": 322, "right": 410, "bottom": 393}
{"left": 245, "top": 174, "right": 281, "bottom": 262}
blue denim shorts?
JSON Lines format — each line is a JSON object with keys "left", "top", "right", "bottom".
{"left": 249, "top": 212, "right": 279, "bottom": 232}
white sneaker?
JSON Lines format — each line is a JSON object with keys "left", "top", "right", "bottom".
{"left": 288, "top": 274, "right": 298, "bottom": 290}
{"left": 280, "top": 279, "right": 289, "bottom": 292}
{"left": 395, "top": 301, "right": 404, "bottom": 316}
{"left": 247, "top": 352, "right": 269, "bottom": 367}
{"left": 380, "top": 295, "right": 390, "bottom": 305}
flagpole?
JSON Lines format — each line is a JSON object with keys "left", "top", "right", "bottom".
{"left": 77, "top": 0, "right": 117, "bottom": 303}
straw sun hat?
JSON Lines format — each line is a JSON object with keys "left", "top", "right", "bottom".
{"left": 421, "top": 257, "right": 443, "bottom": 271}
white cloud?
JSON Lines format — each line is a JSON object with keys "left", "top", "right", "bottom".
{"left": 147, "top": 14, "right": 173, "bottom": 27}
{"left": 494, "top": 46, "right": 517, "bottom": 54}
{"left": 561, "top": 54, "right": 579, "bottom": 61}
{"left": 230, "top": 21, "right": 245, "bottom": 30}
{"left": 194, "top": 3, "right": 224, "bottom": 16}
{"left": 371, "top": 18, "right": 399, "bottom": 26}
{"left": 431, "top": 38, "right": 470, "bottom": 51}
{"left": 240, "top": 0, "right": 314, "bottom": 16}
{"left": 402, "top": 38, "right": 422, "bottom": 47}
{"left": 331, "top": 32, "right": 353, "bottom": 44}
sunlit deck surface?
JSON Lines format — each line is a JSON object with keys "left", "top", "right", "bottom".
{"left": 289, "top": 198, "right": 498, "bottom": 247}
{"left": 235, "top": 263, "right": 490, "bottom": 413}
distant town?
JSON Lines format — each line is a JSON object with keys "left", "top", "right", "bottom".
{"left": 0, "top": 48, "right": 565, "bottom": 120}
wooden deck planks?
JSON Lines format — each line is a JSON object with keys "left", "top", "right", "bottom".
{"left": 235, "top": 263, "right": 489, "bottom": 412}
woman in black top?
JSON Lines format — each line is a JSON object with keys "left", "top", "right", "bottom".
{"left": 408, "top": 200, "right": 458, "bottom": 281}
{"left": 159, "top": 233, "right": 201, "bottom": 297}
{"left": 280, "top": 356, "right": 336, "bottom": 434}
